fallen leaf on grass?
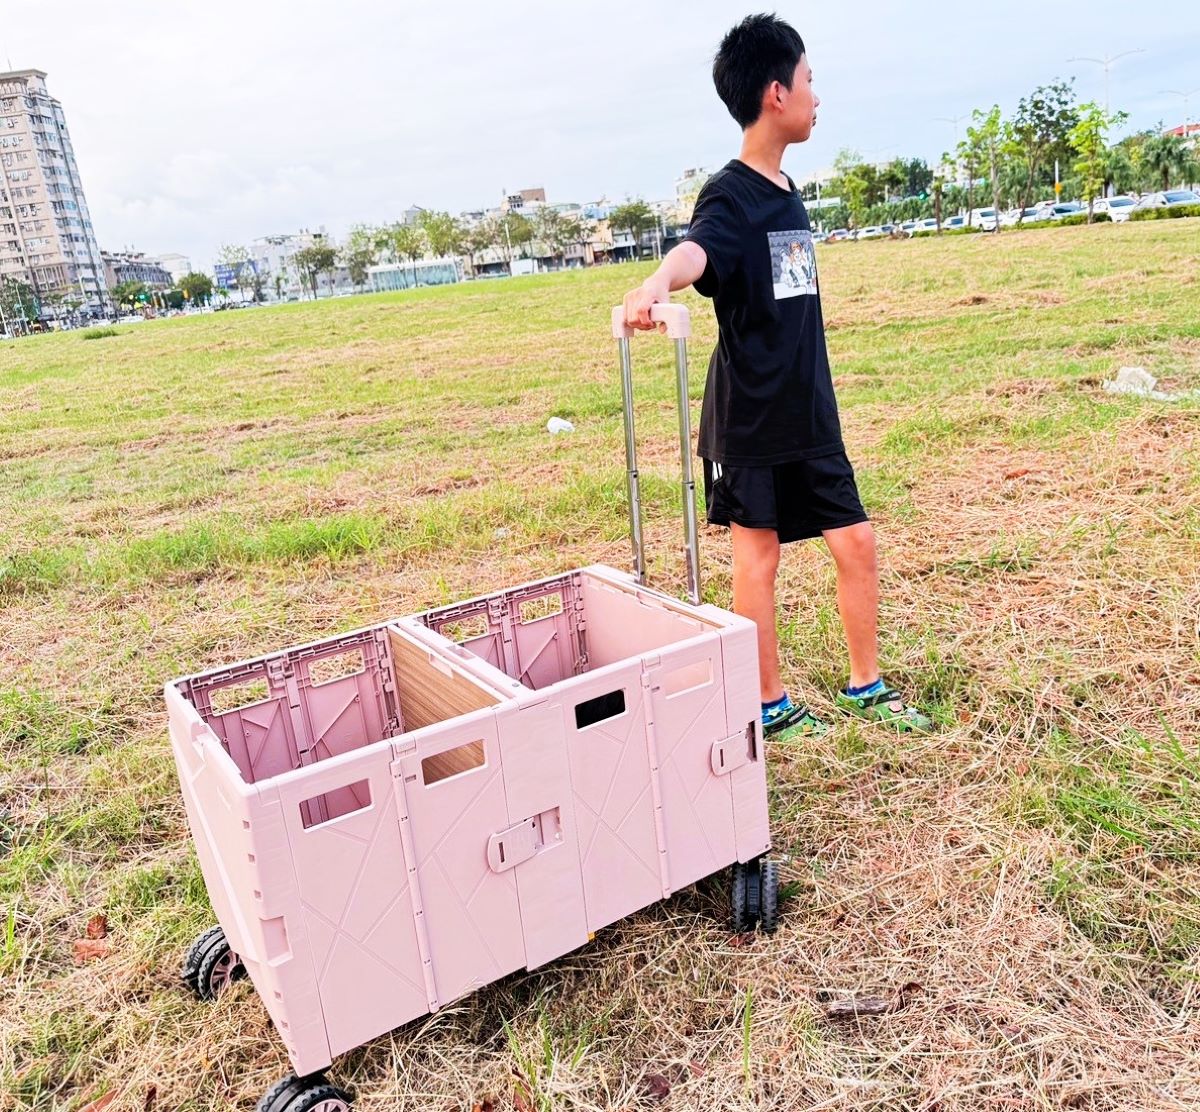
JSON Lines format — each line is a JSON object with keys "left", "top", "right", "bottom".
{"left": 513, "top": 1079, "right": 534, "bottom": 1112}
{"left": 143, "top": 1084, "right": 158, "bottom": 1111}
{"left": 86, "top": 914, "right": 108, "bottom": 939}
{"left": 73, "top": 938, "right": 109, "bottom": 964}
{"left": 825, "top": 982, "right": 923, "bottom": 1020}
{"left": 689, "top": 1059, "right": 706, "bottom": 1077}
{"left": 1003, "top": 468, "right": 1043, "bottom": 481}
{"left": 471, "top": 1101, "right": 495, "bottom": 1112}
{"left": 80, "top": 1093, "right": 118, "bottom": 1112}
{"left": 641, "top": 1074, "right": 671, "bottom": 1101}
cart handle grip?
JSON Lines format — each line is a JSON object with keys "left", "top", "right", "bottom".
{"left": 610, "top": 303, "right": 691, "bottom": 340}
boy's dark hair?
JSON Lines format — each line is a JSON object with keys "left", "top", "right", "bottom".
{"left": 713, "top": 13, "right": 806, "bottom": 129}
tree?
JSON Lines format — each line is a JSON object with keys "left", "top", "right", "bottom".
{"left": 1143, "top": 129, "right": 1194, "bottom": 191}
{"left": 384, "top": 222, "right": 427, "bottom": 285}
{"left": 112, "top": 279, "right": 149, "bottom": 309}
{"left": 462, "top": 219, "right": 496, "bottom": 276}
{"left": 487, "top": 212, "right": 533, "bottom": 273}
{"left": 534, "top": 207, "right": 591, "bottom": 268}
{"left": 966, "top": 106, "right": 1009, "bottom": 232}
{"left": 417, "top": 210, "right": 465, "bottom": 259}
{"left": 1009, "top": 81, "right": 1079, "bottom": 217}
{"left": 903, "top": 157, "right": 934, "bottom": 198}
{"left": 0, "top": 277, "right": 38, "bottom": 330}
{"left": 292, "top": 244, "right": 337, "bottom": 298}
{"left": 340, "top": 224, "right": 378, "bottom": 292}
{"left": 178, "top": 272, "right": 213, "bottom": 305}
{"left": 217, "top": 244, "right": 254, "bottom": 303}
{"left": 607, "top": 199, "right": 655, "bottom": 259}
{"left": 1070, "top": 102, "right": 1126, "bottom": 221}
{"left": 829, "top": 150, "right": 882, "bottom": 227}
{"left": 880, "top": 158, "right": 908, "bottom": 201}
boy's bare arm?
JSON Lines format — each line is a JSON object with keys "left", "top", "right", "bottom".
{"left": 621, "top": 242, "right": 708, "bottom": 332}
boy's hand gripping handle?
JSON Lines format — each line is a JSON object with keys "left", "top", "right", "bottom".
{"left": 610, "top": 304, "right": 701, "bottom": 605}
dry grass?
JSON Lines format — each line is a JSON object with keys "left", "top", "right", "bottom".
{"left": 2, "top": 220, "right": 1199, "bottom": 1110}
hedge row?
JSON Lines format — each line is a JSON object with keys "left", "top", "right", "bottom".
{"left": 910, "top": 224, "right": 985, "bottom": 238}
{"left": 1128, "top": 204, "right": 1200, "bottom": 221}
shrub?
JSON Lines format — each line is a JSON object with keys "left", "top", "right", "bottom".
{"left": 1129, "top": 203, "right": 1200, "bottom": 221}
{"left": 911, "top": 224, "right": 985, "bottom": 238}
{"left": 81, "top": 327, "right": 120, "bottom": 340}
{"left": 1057, "top": 212, "right": 1112, "bottom": 226}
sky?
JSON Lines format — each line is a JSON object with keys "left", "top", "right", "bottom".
{"left": 4, "top": 1, "right": 1198, "bottom": 270}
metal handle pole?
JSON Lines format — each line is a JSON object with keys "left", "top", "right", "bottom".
{"left": 672, "top": 338, "right": 701, "bottom": 605}
{"left": 610, "top": 304, "right": 699, "bottom": 603}
{"left": 617, "top": 335, "right": 647, "bottom": 585}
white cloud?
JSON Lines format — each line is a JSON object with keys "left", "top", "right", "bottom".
{"left": 5, "top": 0, "right": 1196, "bottom": 268}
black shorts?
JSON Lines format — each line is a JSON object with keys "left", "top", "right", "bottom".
{"left": 702, "top": 453, "right": 869, "bottom": 543}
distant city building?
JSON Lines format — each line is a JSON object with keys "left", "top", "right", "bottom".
{"left": 153, "top": 252, "right": 192, "bottom": 284}
{"left": 0, "top": 68, "right": 107, "bottom": 315}
{"left": 501, "top": 187, "right": 546, "bottom": 214}
{"left": 674, "top": 167, "right": 710, "bottom": 219}
{"left": 1167, "top": 121, "right": 1200, "bottom": 150}
{"left": 248, "top": 227, "right": 344, "bottom": 299}
{"left": 400, "top": 204, "right": 425, "bottom": 226}
{"left": 368, "top": 256, "right": 463, "bottom": 292}
{"left": 101, "top": 249, "right": 172, "bottom": 291}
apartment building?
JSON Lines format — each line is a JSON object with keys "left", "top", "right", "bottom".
{"left": 0, "top": 69, "right": 107, "bottom": 314}
{"left": 101, "top": 249, "right": 173, "bottom": 291}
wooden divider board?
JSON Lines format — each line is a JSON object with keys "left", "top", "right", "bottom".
{"left": 387, "top": 627, "right": 504, "bottom": 783}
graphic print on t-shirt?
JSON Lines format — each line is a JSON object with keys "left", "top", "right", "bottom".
{"left": 768, "top": 229, "right": 818, "bottom": 300}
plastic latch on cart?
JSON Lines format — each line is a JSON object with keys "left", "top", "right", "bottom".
{"left": 711, "top": 725, "right": 755, "bottom": 776}
{"left": 487, "top": 807, "right": 561, "bottom": 873}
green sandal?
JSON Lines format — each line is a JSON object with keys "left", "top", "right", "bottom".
{"left": 835, "top": 684, "right": 933, "bottom": 734}
{"left": 764, "top": 700, "right": 830, "bottom": 740}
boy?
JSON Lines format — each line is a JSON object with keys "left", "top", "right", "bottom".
{"left": 621, "top": 14, "right": 931, "bottom": 738}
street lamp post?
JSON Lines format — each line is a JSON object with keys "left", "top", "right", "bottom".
{"left": 1067, "top": 49, "right": 1145, "bottom": 113}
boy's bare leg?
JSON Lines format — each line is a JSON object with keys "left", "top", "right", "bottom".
{"left": 822, "top": 521, "right": 880, "bottom": 689}
{"left": 730, "top": 523, "right": 783, "bottom": 702}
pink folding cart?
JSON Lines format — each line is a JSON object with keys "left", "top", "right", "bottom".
{"left": 167, "top": 305, "right": 777, "bottom": 1111}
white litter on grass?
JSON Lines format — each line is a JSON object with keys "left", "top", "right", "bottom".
{"left": 1102, "top": 366, "right": 1194, "bottom": 402}
{"left": 546, "top": 416, "right": 575, "bottom": 433}
{"left": 1099, "top": 367, "right": 1195, "bottom": 403}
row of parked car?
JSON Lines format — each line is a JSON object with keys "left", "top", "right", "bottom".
{"left": 819, "top": 188, "right": 1200, "bottom": 241}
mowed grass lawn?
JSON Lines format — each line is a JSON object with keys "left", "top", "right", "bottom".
{"left": 2, "top": 220, "right": 1199, "bottom": 1111}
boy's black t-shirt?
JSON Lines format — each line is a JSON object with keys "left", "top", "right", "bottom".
{"left": 684, "top": 159, "right": 843, "bottom": 466}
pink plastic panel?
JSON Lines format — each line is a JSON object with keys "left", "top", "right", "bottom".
{"left": 494, "top": 700, "right": 589, "bottom": 968}
{"left": 419, "top": 576, "right": 584, "bottom": 690}
{"left": 559, "top": 661, "right": 665, "bottom": 932}
{"left": 184, "top": 629, "right": 401, "bottom": 832}
{"left": 166, "top": 683, "right": 333, "bottom": 1076}
{"left": 269, "top": 743, "right": 430, "bottom": 1062}
{"left": 394, "top": 712, "right": 527, "bottom": 1005}
{"left": 581, "top": 574, "right": 716, "bottom": 667}
{"left": 644, "top": 637, "right": 738, "bottom": 892}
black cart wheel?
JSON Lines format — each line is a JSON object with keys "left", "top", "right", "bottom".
{"left": 257, "top": 1075, "right": 312, "bottom": 1112}
{"left": 730, "top": 858, "right": 779, "bottom": 933}
{"left": 256, "top": 1076, "right": 353, "bottom": 1112}
{"left": 758, "top": 859, "right": 780, "bottom": 934}
{"left": 182, "top": 925, "right": 245, "bottom": 1001}
{"left": 731, "top": 861, "right": 753, "bottom": 932}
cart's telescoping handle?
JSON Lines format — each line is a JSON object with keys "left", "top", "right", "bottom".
{"left": 610, "top": 303, "right": 701, "bottom": 605}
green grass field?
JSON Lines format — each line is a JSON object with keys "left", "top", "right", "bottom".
{"left": 2, "top": 220, "right": 1199, "bottom": 1111}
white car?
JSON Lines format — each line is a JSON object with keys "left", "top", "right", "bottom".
{"left": 971, "top": 207, "right": 1000, "bottom": 230}
{"left": 1094, "top": 196, "right": 1139, "bottom": 222}
{"left": 855, "top": 225, "right": 887, "bottom": 240}
{"left": 1048, "top": 202, "right": 1086, "bottom": 220}
{"left": 1138, "top": 189, "right": 1200, "bottom": 210}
